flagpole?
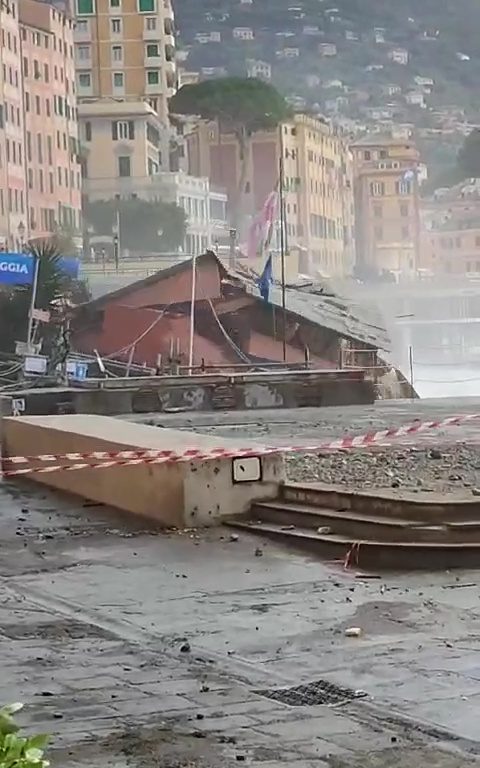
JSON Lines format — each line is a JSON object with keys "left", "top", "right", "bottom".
{"left": 279, "top": 125, "right": 287, "bottom": 362}
{"left": 188, "top": 250, "right": 197, "bottom": 374}
{"left": 26, "top": 252, "right": 39, "bottom": 352}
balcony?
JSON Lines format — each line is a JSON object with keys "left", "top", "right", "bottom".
{"left": 145, "top": 80, "right": 163, "bottom": 95}
{"left": 76, "top": 56, "right": 92, "bottom": 69}
{"left": 74, "top": 26, "right": 91, "bottom": 43}
{"left": 145, "top": 52, "right": 162, "bottom": 66}
{"left": 143, "top": 27, "right": 159, "bottom": 40}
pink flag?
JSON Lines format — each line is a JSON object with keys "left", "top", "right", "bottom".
{"left": 246, "top": 190, "right": 279, "bottom": 259}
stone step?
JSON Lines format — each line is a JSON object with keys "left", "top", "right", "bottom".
{"left": 250, "top": 500, "right": 480, "bottom": 543}
{"left": 281, "top": 482, "right": 480, "bottom": 522}
{"left": 226, "top": 519, "right": 480, "bottom": 570}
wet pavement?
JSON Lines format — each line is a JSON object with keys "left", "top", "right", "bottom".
{"left": 2, "top": 399, "right": 480, "bottom": 766}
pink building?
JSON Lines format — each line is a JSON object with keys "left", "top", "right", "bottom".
{"left": 0, "top": 0, "right": 81, "bottom": 249}
{"left": 20, "top": 0, "right": 81, "bottom": 243}
{"left": 0, "top": 0, "right": 27, "bottom": 250}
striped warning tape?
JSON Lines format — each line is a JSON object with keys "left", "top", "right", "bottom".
{"left": 0, "top": 412, "right": 477, "bottom": 477}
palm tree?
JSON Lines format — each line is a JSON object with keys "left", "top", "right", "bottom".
{"left": 0, "top": 240, "right": 89, "bottom": 354}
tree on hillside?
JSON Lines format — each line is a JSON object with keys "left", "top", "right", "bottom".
{"left": 457, "top": 129, "right": 480, "bottom": 179}
{"left": 0, "top": 240, "right": 90, "bottom": 354}
{"left": 169, "top": 77, "right": 291, "bottom": 228}
{"left": 83, "top": 198, "right": 187, "bottom": 254}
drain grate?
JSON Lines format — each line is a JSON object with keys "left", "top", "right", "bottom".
{"left": 254, "top": 678, "right": 364, "bottom": 707}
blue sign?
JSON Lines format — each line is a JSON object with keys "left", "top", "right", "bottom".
{"left": 0, "top": 253, "right": 34, "bottom": 286}
{"left": 59, "top": 257, "right": 79, "bottom": 280}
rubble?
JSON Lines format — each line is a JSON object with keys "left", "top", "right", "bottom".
{"left": 286, "top": 444, "right": 480, "bottom": 495}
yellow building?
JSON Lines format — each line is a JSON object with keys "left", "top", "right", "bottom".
{"left": 185, "top": 113, "right": 355, "bottom": 277}
{"left": 73, "top": 0, "right": 175, "bottom": 122}
{"left": 352, "top": 135, "right": 420, "bottom": 279}
{"left": 281, "top": 114, "right": 355, "bottom": 277}
{"left": 79, "top": 99, "right": 168, "bottom": 200}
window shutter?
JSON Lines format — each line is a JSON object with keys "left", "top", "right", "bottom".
{"left": 112, "top": 121, "right": 118, "bottom": 140}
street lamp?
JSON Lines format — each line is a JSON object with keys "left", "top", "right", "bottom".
{"left": 17, "top": 220, "right": 26, "bottom": 252}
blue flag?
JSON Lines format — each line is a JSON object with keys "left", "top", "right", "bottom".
{"left": 258, "top": 254, "right": 273, "bottom": 302}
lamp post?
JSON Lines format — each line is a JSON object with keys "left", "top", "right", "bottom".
{"left": 17, "top": 220, "right": 26, "bottom": 252}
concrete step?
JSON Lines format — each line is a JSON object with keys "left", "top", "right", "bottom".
{"left": 281, "top": 483, "right": 480, "bottom": 522}
{"left": 250, "top": 500, "right": 480, "bottom": 543}
{"left": 226, "top": 519, "right": 480, "bottom": 570}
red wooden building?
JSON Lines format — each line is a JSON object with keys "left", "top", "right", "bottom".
{"left": 73, "top": 252, "right": 386, "bottom": 371}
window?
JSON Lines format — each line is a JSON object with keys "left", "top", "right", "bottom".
{"left": 112, "top": 71, "right": 124, "bottom": 89}
{"left": 138, "top": 0, "right": 155, "bottom": 11}
{"left": 112, "top": 44, "right": 122, "bottom": 61}
{"left": 76, "top": 0, "right": 94, "bottom": 13}
{"left": 77, "top": 44, "right": 90, "bottom": 60}
{"left": 76, "top": 19, "right": 88, "bottom": 32}
{"left": 110, "top": 0, "right": 120, "bottom": 6}
{"left": 401, "top": 225, "right": 410, "bottom": 240}
{"left": 146, "top": 43, "right": 159, "bottom": 57}
{"left": 374, "top": 225, "right": 383, "bottom": 241}
{"left": 370, "top": 181, "right": 385, "bottom": 197}
{"left": 400, "top": 202, "right": 409, "bottom": 217}
{"left": 26, "top": 132, "right": 32, "bottom": 162}
{"left": 78, "top": 72, "right": 91, "bottom": 88}
{"left": 47, "top": 136, "right": 53, "bottom": 165}
{"left": 379, "top": 150, "right": 388, "bottom": 159}
{"left": 364, "top": 150, "right": 371, "bottom": 160}
{"left": 37, "top": 134, "right": 43, "bottom": 164}
{"left": 396, "top": 180, "right": 411, "bottom": 195}
{"left": 25, "top": 91, "right": 30, "bottom": 111}
{"left": 112, "top": 120, "right": 134, "bottom": 139}
{"left": 23, "top": 56, "right": 28, "bottom": 77}
{"left": 146, "top": 70, "right": 159, "bottom": 85}
{"left": 35, "top": 95, "right": 41, "bottom": 115}
{"left": 118, "top": 155, "right": 131, "bottom": 177}
{"left": 85, "top": 121, "right": 92, "bottom": 141}
{"left": 145, "top": 16, "right": 156, "bottom": 30}
{"left": 475, "top": 236, "right": 480, "bottom": 248}
{"left": 46, "top": 98, "right": 51, "bottom": 116}
{"left": 44, "top": 64, "right": 49, "bottom": 82}
{"left": 373, "top": 204, "right": 382, "bottom": 219}
{"left": 111, "top": 18, "right": 122, "bottom": 33}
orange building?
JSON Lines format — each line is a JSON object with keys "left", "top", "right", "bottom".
{"left": 421, "top": 228, "right": 480, "bottom": 275}
{"left": 73, "top": 0, "right": 175, "bottom": 122}
{"left": 352, "top": 135, "right": 421, "bottom": 279}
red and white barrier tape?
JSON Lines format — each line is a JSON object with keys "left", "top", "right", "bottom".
{"left": 1, "top": 413, "right": 477, "bottom": 477}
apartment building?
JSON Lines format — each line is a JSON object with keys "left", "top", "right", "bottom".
{"left": 186, "top": 114, "right": 355, "bottom": 277}
{"left": 79, "top": 101, "right": 227, "bottom": 252}
{"left": 21, "top": 0, "right": 81, "bottom": 240}
{"left": 79, "top": 98, "right": 169, "bottom": 198}
{"left": 0, "top": 0, "right": 81, "bottom": 250}
{"left": 0, "top": 0, "right": 27, "bottom": 250}
{"left": 73, "top": 0, "right": 176, "bottom": 122}
{"left": 281, "top": 114, "right": 355, "bottom": 277}
{"left": 352, "top": 135, "right": 420, "bottom": 279}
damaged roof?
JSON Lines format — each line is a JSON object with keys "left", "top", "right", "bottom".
{"left": 80, "top": 251, "right": 390, "bottom": 353}
{"left": 253, "top": 282, "right": 390, "bottom": 352}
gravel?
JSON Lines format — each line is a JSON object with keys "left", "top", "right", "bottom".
{"left": 286, "top": 445, "right": 480, "bottom": 496}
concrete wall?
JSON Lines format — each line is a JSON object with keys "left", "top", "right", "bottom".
{"left": 0, "top": 371, "right": 375, "bottom": 425}
{"left": 1, "top": 415, "right": 284, "bottom": 527}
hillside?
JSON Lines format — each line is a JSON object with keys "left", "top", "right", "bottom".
{"left": 173, "top": 0, "right": 480, "bottom": 169}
